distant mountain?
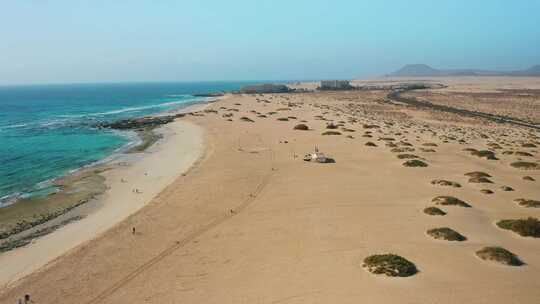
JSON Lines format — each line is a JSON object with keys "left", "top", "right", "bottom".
{"left": 512, "top": 65, "right": 540, "bottom": 76}
{"left": 388, "top": 64, "right": 540, "bottom": 77}
{"left": 390, "top": 64, "right": 441, "bottom": 77}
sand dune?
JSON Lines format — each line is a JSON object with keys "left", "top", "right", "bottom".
{"left": 1, "top": 78, "right": 540, "bottom": 303}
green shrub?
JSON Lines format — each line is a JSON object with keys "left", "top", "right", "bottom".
{"left": 363, "top": 254, "right": 417, "bottom": 277}
{"left": 293, "top": 124, "right": 309, "bottom": 130}
{"left": 468, "top": 177, "right": 493, "bottom": 183}
{"left": 427, "top": 227, "right": 466, "bottom": 241}
{"left": 423, "top": 207, "right": 446, "bottom": 216}
{"left": 497, "top": 218, "right": 540, "bottom": 238}
{"left": 465, "top": 171, "right": 492, "bottom": 178}
{"left": 431, "top": 179, "right": 461, "bottom": 188}
{"left": 514, "top": 199, "right": 540, "bottom": 208}
{"left": 432, "top": 196, "right": 471, "bottom": 208}
{"left": 403, "top": 160, "right": 428, "bottom": 167}
{"left": 476, "top": 247, "right": 523, "bottom": 266}
{"left": 397, "top": 154, "right": 420, "bottom": 159}
{"left": 511, "top": 162, "right": 539, "bottom": 170}
{"left": 471, "top": 150, "right": 497, "bottom": 160}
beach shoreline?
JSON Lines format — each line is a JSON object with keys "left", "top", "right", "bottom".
{"left": 0, "top": 100, "right": 211, "bottom": 288}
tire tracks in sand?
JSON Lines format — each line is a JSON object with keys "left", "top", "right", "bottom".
{"left": 85, "top": 133, "right": 276, "bottom": 304}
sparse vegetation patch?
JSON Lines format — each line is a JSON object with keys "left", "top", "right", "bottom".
{"left": 468, "top": 177, "right": 493, "bottom": 183}
{"left": 240, "top": 116, "right": 254, "bottom": 122}
{"left": 514, "top": 199, "right": 540, "bottom": 208}
{"left": 403, "top": 160, "right": 428, "bottom": 167}
{"left": 515, "top": 151, "right": 534, "bottom": 157}
{"left": 511, "top": 162, "right": 539, "bottom": 170}
{"left": 293, "top": 124, "right": 309, "bottom": 130}
{"left": 432, "top": 196, "right": 471, "bottom": 208}
{"left": 500, "top": 185, "right": 514, "bottom": 191}
{"left": 427, "top": 227, "right": 466, "bottom": 241}
{"left": 471, "top": 150, "right": 497, "bottom": 160}
{"left": 363, "top": 254, "right": 418, "bottom": 277}
{"left": 391, "top": 147, "right": 415, "bottom": 153}
{"left": 423, "top": 207, "right": 446, "bottom": 216}
{"left": 465, "top": 171, "right": 491, "bottom": 178}
{"left": 431, "top": 179, "right": 461, "bottom": 188}
{"left": 397, "top": 154, "right": 419, "bottom": 159}
{"left": 322, "top": 131, "right": 341, "bottom": 136}
{"left": 497, "top": 217, "right": 540, "bottom": 238}
{"left": 476, "top": 247, "right": 524, "bottom": 266}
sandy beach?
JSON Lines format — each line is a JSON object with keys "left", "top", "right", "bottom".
{"left": 1, "top": 77, "right": 539, "bottom": 303}
{"left": 0, "top": 119, "right": 203, "bottom": 288}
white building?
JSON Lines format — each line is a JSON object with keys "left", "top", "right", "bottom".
{"left": 320, "top": 80, "right": 352, "bottom": 90}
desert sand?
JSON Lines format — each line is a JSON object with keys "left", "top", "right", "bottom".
{"left": 1, "top": 77, "right": 539, "bottom": 303}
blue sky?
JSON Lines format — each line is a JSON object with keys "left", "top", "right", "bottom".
{"left": 1, "top": 0, "right": 539, "bottom": 84}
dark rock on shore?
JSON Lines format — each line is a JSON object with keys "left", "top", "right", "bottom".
{"left": 192, "top": 92, "right": 225, "bottom": 97}
{"left": 0, "top": 198, "right": 89, "bottom": 240}
{"left": 0, "top": 216, "right": 83, "bottom": 253}
{"left": 97, "top": 114, "right": 185, "bottom": 130}
{"left": 240, "top": 84, "right": 292, "bottom": 94}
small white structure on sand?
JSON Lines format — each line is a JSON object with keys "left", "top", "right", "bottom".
{"left": 311, "top": 152, "right": 327, "bottom": 163}
{"left": 304, "top": 147, "right": 329, "bottom": 163}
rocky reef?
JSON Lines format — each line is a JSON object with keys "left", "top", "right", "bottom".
{"left": 239, "top": 84, "right": 292, "bottom": 94}
{"left": 96, "top": 114, "right": 185, "bottom": 130}
{"left": 192, "top": 92, "right": 225, "bottom": 97}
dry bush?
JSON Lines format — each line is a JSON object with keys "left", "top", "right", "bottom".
{"left": 403, "top": 160, "right": 428, "bottom": 167}
{"left": 293, "top": 124, "right": 309, "bottom": 130}
{"left": 431, "top": 180, "right": 461, "bottom": 188}
{"left": 363, "top": 254, "right": 417, "bottom": 277}
{"left": 432, "top": 196, "right": 471, "bottom": 208}
{"left": 476, "top": 247, "right": 523, "bottom": 266}
{"left": 427, "top": 227, "right": 466, "bottom": 241}
{"left": 423, "top": 207, "right": 446, "bottom": 216}
{"left": 497, "top": 217, "right": 540, "bottom": 238}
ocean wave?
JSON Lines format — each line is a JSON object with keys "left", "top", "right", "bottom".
{"left": 57, "top": 98, "right": 200, "bottom": 119}
{"left": 165, "top": 94, "right": 190, "bottom": 97}
{"left": 1, "top": 97, "right": 202, "bottom": 132}
{"left": 40, "top": 119, "right": 71, "bottom": 127}
{"left": 0, "top": 180, "right": 61, "bottom": 208}
{"left": 0, "top": 192, "right": 21, "bottom": 208}
{"left": 89, "top": 101, "right": 184, "bottom": 116}
{"left": 0, "top": 123, "right": 30, "bottom": 131}
{"left": 1, "top": 123, "right": 29, "bottom": 129}
{"left": 0, "top": 119, "right": 73, "bottom": 131}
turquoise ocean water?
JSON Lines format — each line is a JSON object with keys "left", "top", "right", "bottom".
{"left": 0, "top": 82, "right": 257, "bottom": 206}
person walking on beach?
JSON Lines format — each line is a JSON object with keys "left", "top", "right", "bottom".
{"left": 24, "top": 294, "right": 33, "bottom": 303}
{"left": 132, "top": 227, "right": 136, "bottom": 234}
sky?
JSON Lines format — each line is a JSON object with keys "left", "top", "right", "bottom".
{"left": 1, "top": 0, "right": 539, "bottom": 85}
